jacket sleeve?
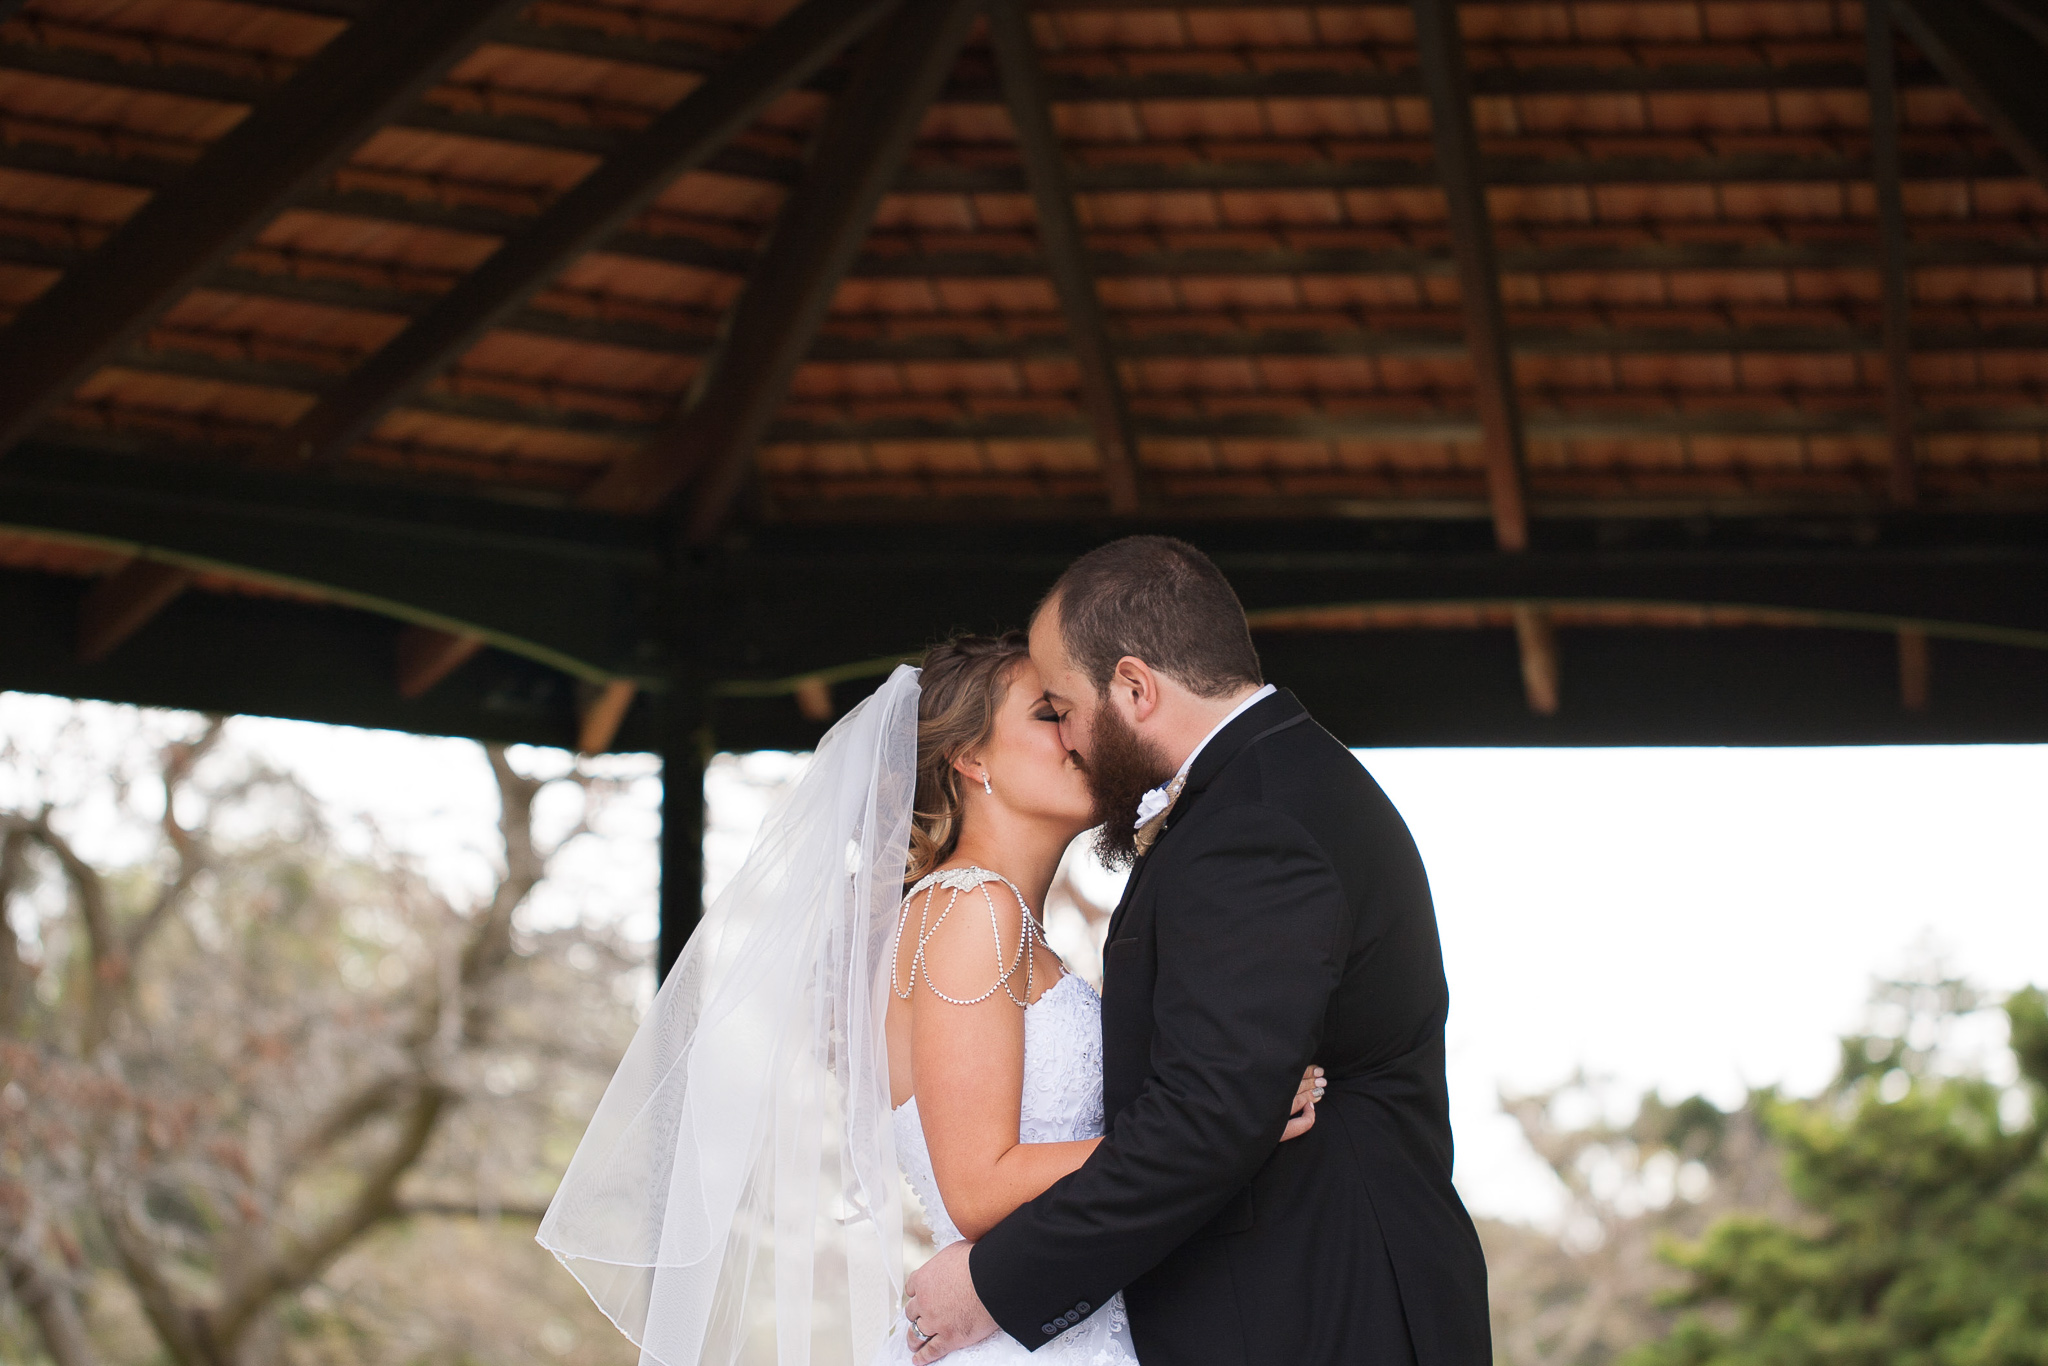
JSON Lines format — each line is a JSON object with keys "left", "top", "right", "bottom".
{"left": 968, "top": 803, "right": 1349, "bottom": 1348}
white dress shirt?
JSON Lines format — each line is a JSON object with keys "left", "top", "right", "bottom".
{"left": 1132, "top": 684, "right": 1277, "bottom": 829}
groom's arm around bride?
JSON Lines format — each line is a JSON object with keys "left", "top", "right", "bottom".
{"left": 906, "top": 537, "right": 1490, "bottom": 1366}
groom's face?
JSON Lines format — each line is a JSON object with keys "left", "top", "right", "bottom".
{"left": 1029, "top": 600, "right": 1175, "bottom": 867}
{"left": 1028, "top": 597, "right": 1097, "bottom": 762}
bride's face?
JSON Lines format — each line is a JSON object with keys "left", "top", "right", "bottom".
{"left": 968, "top": 662, "right": 1096, "bottom": 837}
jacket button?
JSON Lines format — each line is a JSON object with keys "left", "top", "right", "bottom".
{"left": 1042, "top": 1323, "right": 1059, "bottom": 1337}
{"left": 1075, "top": 1302, "right": 1090, "bottom": 1314}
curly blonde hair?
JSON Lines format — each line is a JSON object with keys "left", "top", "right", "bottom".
{"left": 905, "top": 632, "right": 1030, "bottom": 882}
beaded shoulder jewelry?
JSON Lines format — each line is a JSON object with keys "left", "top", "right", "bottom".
{"left": 892, "top": 866, "right": 1057, "bottom": 1007}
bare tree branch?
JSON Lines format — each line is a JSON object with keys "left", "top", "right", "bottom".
{"left": 215, "top": 1086, "right": 451, "bottom": 1344}
{"left": 13, "top": 720, "right": 624, "bottom": 1366}
{"left": 124, "top": 721, "right": 224, "bottom": 959}
{"left": 0, "top": 828, "right": 33, "bottom": 1033}
{"left": 14, "top": 813, "right": 123, "bottom": 1052}
{"left": 454, "top": 747, "right": 548, "bottom": 1044}
{"left": 94, "top": 1185, "right": 212, "bottom": 1366}
{"left": 2, "top": 1230, "right": 101, "bottom": 1366}
{"left": 281, "top": 1073, "right": 416, "bottom": 1174}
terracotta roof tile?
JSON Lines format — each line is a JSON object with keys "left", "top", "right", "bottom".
{"left": 7, "top": 0, "right": 2048, "bottom": 523}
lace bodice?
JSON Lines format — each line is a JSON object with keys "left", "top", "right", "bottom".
{"left": 883, "top": 873, "right": 1136, "bottom": 1364}
{"left": 894, "top": 973, "right": 1106, "bottom": 1246}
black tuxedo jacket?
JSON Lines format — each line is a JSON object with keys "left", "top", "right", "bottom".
{"left": 970, "top": 690, "right": 1490, "bottom": 1365}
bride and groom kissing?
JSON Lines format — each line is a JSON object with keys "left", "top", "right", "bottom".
{"left": 539, "top": 537, "right": 1491, "bottom": 1366}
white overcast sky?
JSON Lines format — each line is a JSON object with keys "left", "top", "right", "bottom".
{"left": 5, "top": 692, "right": 2044, "bottom": 1225}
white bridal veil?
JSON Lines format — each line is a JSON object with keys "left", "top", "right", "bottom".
{"left": 539, "top": 666, "right": 921, "bottom": 1366}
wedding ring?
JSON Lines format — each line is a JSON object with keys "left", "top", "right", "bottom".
{"left": 909, "top": 1321, "right": 933, "bottom": 1345}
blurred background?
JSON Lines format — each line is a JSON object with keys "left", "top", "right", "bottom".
{"left": 7, "top": 0, "right": 2048, "bottom": 1355}
{"left": 4, "top": 690, "right": 2041, "bottom": 1366}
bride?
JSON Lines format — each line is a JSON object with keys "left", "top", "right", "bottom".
{"left": 538, "top": 635, "right": 1319, "bottom": 1365}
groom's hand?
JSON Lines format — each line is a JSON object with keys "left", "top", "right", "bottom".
{"left": 903, "top": 1241, "right": 998, "bottom": 1363}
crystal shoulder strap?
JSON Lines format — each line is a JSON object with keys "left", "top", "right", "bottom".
{"left": 892, "top": 866, "right": 1048, "bottom": 1007}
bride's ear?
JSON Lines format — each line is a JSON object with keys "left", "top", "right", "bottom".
{"left": 950, "top": 751, "right": 987, "bottom": 790}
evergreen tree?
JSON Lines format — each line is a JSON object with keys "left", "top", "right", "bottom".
{"left": 1629, "top": 980, "right": 2048, "bottom": 1366}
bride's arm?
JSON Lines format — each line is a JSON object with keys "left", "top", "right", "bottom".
{"left": 906, "top": 890, "right": 1094, "bottom": 1242}
{"left": 905, "top": 889, "right": 1326, "bottom": 1242}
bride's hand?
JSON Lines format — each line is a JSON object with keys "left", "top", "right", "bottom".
{"left": 1281, "top": 1065, "right": 1326, "bottom": 1141}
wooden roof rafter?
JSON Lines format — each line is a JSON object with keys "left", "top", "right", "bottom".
{"left": 77, "top": 558, "right": 194, "bottom": 663}
{"left": 0, "top": 0, "right": 528, "bottom": 454}
{"left": 985, "top": 0, "right": 1143, "bottom": 514}
{"left": 1411, "top": 0, "right": 1528, "bottom": 557}
{"left": 1895, "top": 0, "right": 2048, "bottom": 185}
{"left": 1866, "top": 0, "right": 1920, "bottom": 508}
{"left": 580, "top": 0, "right": 983, "bottom": 536}
{"left": 6, "top": 0, "right": 2048, "bottom": 599}
{"left": 281, "top": 0, "right": 901, "bottom": 470}
{"left": 271, "top": 0, "right": 899, "bottom": 731}
{"left": 9, "top": 0, "right": 1971, "bottom": 107}
{"left": 2, "top": 119, "right": 2033, "bottom": 213}
{"left": 0, "top": 0, "right": 531, "bottom": 668}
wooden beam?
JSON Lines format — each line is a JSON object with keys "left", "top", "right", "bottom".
{"left": 2, "top": 20, "right": 1961, "bottom": 114}
{"left": 1512, "top": 605, "right": 1560, "bottom": 715}
{"left": 2, "top": 125, "right": 2026, "bottom": 207}
{"left": 281, "top": 0, "right": 899, "bottom": 466}
{"left": 22, "top": 566, "right": 2048, "bottom": 752}
{"left": 792, "top": 675, "right": 835, "bottom": 722}
{"left": 1894, "top": 0, "right": 2048, "bottom": 186}
{"left": 1412, "top": 0, "right": 1530, "bottom": 553}
{"left": 985, "top": 0, "right": 1143, "bottom": 513}
{"left": 0, "top": 0, "right": 526, "bottom": 457}
{"left": 19, "top": 437, "right": 2048, "bottom": 675}
{"left": 396, "top": 626, "right": 485, "bottom": 700}
{"left": 755, "top": 407, "right": 1998, "bottom": 444}
{"left": 581, "top": 0, "right": 982, "bottom": 533}
{"left": 577, "top": 679, "right": 639, "bottom": 755}
{"left": 1867, "top": 0, "right": 1920, "bottom": 506}
{"left": 77, "top": 559, "right": 195, "bottom": 663}
{"left": 658, "top": 687, "right": 707, "bottom": 981}
{"left": 1898, "top": 626, "right": 1931, "bottom": 710}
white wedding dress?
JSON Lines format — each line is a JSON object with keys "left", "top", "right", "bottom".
{"left": 542, "top": 669, "right": 1135, "bottom": 1366}
{"left": 876, "top": 875, "right": 1138, "bottom": 1365}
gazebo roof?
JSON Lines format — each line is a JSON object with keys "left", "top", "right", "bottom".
{"left": 3, "top": 0, "right": 2048, "bottom": 754}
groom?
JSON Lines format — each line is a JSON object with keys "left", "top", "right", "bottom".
{"left": 904, "top": 536, "right": 1490, "bottom": 1364}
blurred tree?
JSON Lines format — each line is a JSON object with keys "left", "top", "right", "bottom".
{"left": 1629, "top": 977, "right": 2048, "bottom": 1366}
{"left": 1478, "top": 1075, "right": 1796, "bottom": 1366}
{"left": 0, "top": 708, "right": 645, "bottom": 1366}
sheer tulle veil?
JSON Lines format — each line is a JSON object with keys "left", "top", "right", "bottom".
{"left": 539, "top": 665, "right": 921, "bottom": 1366}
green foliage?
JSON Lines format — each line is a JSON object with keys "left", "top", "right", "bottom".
{"left": 1629, "top": 983, "right": 2048, "bottom": 1366}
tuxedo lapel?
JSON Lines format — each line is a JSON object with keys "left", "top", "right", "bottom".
{"left": 1104, "top": 843, "right": 1154, "bottom": 945}
{"left": 1100, "top": 690, "right": 1307, "bottom": 947}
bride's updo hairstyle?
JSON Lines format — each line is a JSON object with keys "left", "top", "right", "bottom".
{"left": 906, "top": 631, "right": 1030, "bottom": 881}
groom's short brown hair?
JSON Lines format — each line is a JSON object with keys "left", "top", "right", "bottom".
{"left": 1039, "top": 536, "right": 1263, "bottom": 699}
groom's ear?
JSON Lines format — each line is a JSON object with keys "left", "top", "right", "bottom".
{"left": 1113, "top": 656, "right": 1162, "bottom": 722}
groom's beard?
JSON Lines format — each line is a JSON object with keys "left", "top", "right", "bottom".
{"left": 1078, "top": 701, "right": 1176, "bottom": 871}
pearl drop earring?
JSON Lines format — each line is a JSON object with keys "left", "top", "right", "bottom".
{"left": 981, "top": 771, "right": 993, "bottom": 796}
